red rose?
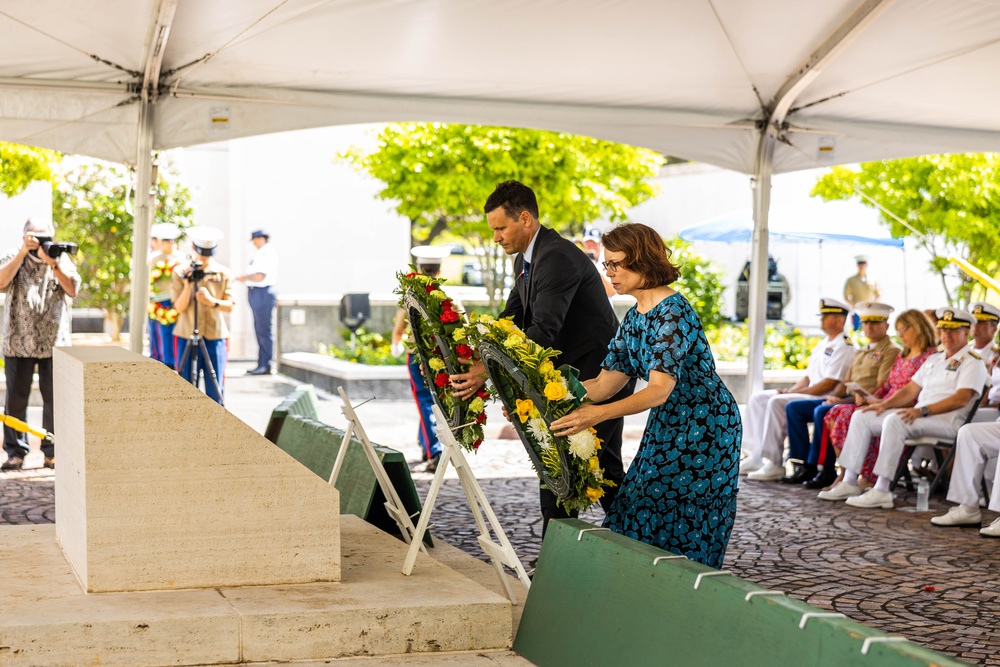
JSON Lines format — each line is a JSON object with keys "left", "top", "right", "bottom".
{"left": 473, "top": 439, "right": 483, "bottom": 450}
{"left": 440, "top": 309, "right": 460, "bottom": 323}
{"left": 406, "top": 272, "right": 418, "bottom": 278}
{"left": 434, "top": 372, "right": 450, "bottom": 388}
{"left": 476, "top": 388, "right": 490, "bottom": 400}
{"left": 455, "top": 344, "right": 473, "bottom": 359}
{"left": 425, "top": 284, "right": 436, "bottom": 293}
{"left": 476, "top": 412, "right": 487, "bottom": 424}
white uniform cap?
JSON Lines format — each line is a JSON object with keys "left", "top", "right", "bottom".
{"left": 855, "top": 301, "right": 894, "bottom": 322}
{"left": 150, "top": 222, "right": 180, "bottom": 241}
{"left": 935, "top": 307, "right": 975, "bottom": 329}
{"left": 818, "top": 297, "right": 851, "bottom": 316}
{"left": 854, "top": 254, "right": 869, "bottom": 263}
{"left": 188, "top": 226, "right": 224, "bottom": 256}
{"left": 410, "top": 245, "right": 451, "bottom": 263}
{"left": 970, "top": 301, "right": 1000, "bottom": 323}
{"left": 582, "top": 226, "right": 602, "bottom": 243}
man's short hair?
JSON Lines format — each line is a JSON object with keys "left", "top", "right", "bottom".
{"left": 23, "top": 219, "right": 53, "bottom": 236}
{"left": 484, "top": 180, "right": 539, "bottom": 220}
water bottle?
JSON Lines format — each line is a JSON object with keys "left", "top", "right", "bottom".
{"left": 916, "top": 479, "right": 930, "bottom": 512}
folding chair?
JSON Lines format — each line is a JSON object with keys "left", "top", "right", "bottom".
{"left": 891, "top": 383, "right": 988, "bottom": 496}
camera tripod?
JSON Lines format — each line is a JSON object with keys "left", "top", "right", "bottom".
{"left": 176, "top": 269, "right": 224, "bottom": 404}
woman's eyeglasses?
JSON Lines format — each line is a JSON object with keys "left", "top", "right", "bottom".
{"left": 601, "top": 259, "right": 623, "bottom": 272}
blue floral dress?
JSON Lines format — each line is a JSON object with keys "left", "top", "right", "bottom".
{"left": 601, "top": 293, "right": 741, "bottom": 569}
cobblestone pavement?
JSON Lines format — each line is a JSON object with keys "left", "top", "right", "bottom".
{"left": 3, "top": 363, "right": 998, "bottom": 665}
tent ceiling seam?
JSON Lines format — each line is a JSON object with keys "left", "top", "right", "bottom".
{"left": 705, "top": 0, "right": 767, "bottom": 114}
{"left": 0, "top": 9, "right": 140, "bottom": 78}
{"left": 15, "top": 96, "right": 139, "bottom": 145}
{"left": 788, "top": 33, "right": 1000, "bottom": 116}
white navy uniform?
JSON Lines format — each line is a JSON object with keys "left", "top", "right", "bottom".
{"left": 744, "top": 333, "right": 855, "bottom": 464}
{"left": 839, "top": 343, "right": 988, "bottom": 480}
{"left": 946, "top": 418, "right": 1000, "bottom": 513}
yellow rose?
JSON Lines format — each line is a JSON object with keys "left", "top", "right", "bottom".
{"left": 588, "top": 456, "right": 600, "bottom": 473}
{"left": 495, "top": 318, "right": 515, "bottom": 333}
{"left": 515, "top": 398, "right": 535, "bottom": 423}
{"left": 503, "top": 333, "right": 525, "bottom": 349}
{"left": 539, "top": 359, "right": 555, "bottom": 375}
{"left": 428, "top": 357, "right": 445, "bottom": 371}
{"left": 543, "top": 381, "right": 567, "bottom": 402}
{"left": 586, "top": 487, "right": 604, "bottom": 502}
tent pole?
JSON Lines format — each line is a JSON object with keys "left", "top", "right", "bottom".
{"left": 747, "top": 130, "right": 775, "bottom": 395}
{"left": 129, "top": 99, "right": 154, "bottom": 354}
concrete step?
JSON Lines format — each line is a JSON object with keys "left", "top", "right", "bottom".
{"left": 0, "top": 516, "right": 513, "bottom": 666}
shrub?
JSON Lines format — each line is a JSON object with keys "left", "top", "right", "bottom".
{"left": 319, "top": 327, "right": 406, "bottom": 366}
{"left": 707, "top": 323, "right": 823, "bottom": 370}
{"left": 668, "top": 236, "right": 726, "bottom": 330}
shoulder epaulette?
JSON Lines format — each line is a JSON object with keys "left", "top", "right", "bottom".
{"left": 970, "top": 350, "right": 981, "bottom": 360}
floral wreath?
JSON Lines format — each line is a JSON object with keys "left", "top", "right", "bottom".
{"left": 460, "top": 314, "right": 614, "bottom": 513}
{"left": 147, "top": 301, "right": 179, "bottom": 326}
{"left": 148, "top": 260, "right": 180, "bottom": 325}
{"left": 395, "top": 269, "right": 488, "bottom": 451}
{"left": 150, "top": 259, "right": 178, "bottom": 284}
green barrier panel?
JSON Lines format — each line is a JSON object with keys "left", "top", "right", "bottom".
{"left": 274, "top": 414, "right": 430, "bottom": 546}
{"left": 514, "top": 519, "right": 968, "bottom": 667}
{"left": 264, "top": 384, "right": 320, "bottom": 443}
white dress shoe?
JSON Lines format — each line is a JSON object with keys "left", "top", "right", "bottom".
{"left": 817, "top": 481, "right": 861, "bottom": 501}
{"left": 845, "top": 488, "right": 894, "bottom": 509}
{"left": 930, "top": 505, "right": 982, "bottom": 527}
{"left": 980, "top": 517, "right": 1000, "bottom": 538}
{"left": 747, "top": 461, "right": 786, "bottom": 481}
{"left": 738, "top": 458, "right": 763, "bottom": 476}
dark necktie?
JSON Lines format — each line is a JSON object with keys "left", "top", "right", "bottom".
{"left": 523, "top": 260, "right": 531, "bottom": 280}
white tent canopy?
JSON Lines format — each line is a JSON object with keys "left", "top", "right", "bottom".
{"left": 3, "top": 0, "right": 1000, "bottom": 386}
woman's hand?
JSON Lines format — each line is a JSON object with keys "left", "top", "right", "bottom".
{"left": 550, "top": 403, "right": 604, "bottom": 437}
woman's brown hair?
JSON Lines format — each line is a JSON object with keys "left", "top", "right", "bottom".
{"left": 895, "top": 308, "right": 936, "bottom": 356}
{"left": 602, "top": 223, "right": 680, "bottom": 289}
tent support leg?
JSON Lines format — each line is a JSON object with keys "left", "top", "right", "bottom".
{"left": 748, "top": 130, "right": 774, "bottom": 396}
{"left": 128, "top": 98, "right": 154, "bottom": 354}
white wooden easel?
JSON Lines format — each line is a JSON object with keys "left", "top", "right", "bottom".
{"left": 402, "top": 404, "right": 531, "bottom": 603}
{"left": 331, "top": 387, "right": 426, "bottom": 554}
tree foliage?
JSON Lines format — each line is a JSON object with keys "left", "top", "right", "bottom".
{"left": 669, "top": 236, "right": 726, "bottom": 330}
{"left": 0, "top": 142, "right": 56, "bottom": 197}
{"left": 812, "top": 154, "right": 1000, "bottom": 307}
{"left": 52, "top": 156, "right": 194, "bottom": 338}
{"left": 340, "top": 123, "right": 664, "bottom": 308}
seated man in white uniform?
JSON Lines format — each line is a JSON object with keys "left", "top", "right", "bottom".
{"left": 929, "top": 417, "right": 1000, "bottom": 537}
{"left": 740, "top": 298, "right": 855, "bottom": 481}
{"left": 820, "top": 307, "right": 988, "bottom": 508}
{"left": 969, "top": 301, "right": 1000, "bottom": 369}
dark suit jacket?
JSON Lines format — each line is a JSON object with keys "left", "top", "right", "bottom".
{"left": 500, "top": 225, "right": 619, "bottom": 381}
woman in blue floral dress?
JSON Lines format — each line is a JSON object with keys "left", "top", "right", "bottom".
{"left": 551, "top": 223, "right": 741, "bottom": 568}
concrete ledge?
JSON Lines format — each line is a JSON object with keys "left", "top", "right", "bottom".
{"left": 280, "top": 352, "right": 410, "bottom": 400}
{"left": 0, "top": 517, "right": 512, "bottom": 666}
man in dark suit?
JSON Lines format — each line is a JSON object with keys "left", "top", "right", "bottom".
{"left": 452, "top": 180, "right": 634, "bottom": 533}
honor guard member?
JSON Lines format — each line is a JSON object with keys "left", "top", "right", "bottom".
{"left": 844, "top": 255, "right": 880, "bottom": 330}
{"left": 822, "top": 307, "right": 988, "bottom": 508}
{"left": 236, "top": 228, "right": 279, "bottom": 375}
{"left": 782, "top": 301, "right": 901, "bottom": 487}
{"left": 969, "top": 301, "right": 1000, "bottom": 369}
{"left": 742, "top": 298, "right": 855, "bottom": 481}
{"left": 148, "top": 223, "right": 183, "bottom": 367}
{"left": 171, "top": 226, "right": 234, "bottom": 405}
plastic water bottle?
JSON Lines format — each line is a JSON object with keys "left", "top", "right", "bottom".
{"left": 916, "top": 479, "right": 930, "bottom": 512}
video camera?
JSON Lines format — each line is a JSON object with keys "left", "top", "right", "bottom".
{"left": 33, "top": 236, "right": 78, "bottom": 259}
{"left": 184, "top": 260, "right": 218, "bottom": 283}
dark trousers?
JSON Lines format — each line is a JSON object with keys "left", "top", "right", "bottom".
{"left": 248, "top": 286, "right": 276, "bottom": 369}
{"left": 3, "top": 356, "right": 54, "bottom": 459}
{"left": 175, "top": 337, "right": 228, "bottom": 405}
{"left": 540, "top": 375, "right": 636, "bottom": 535}
{"left": 785, "top": 398, "right": 835, "bottom": 464}
{"left": 407, "top": 353, "right": 441, "bottom": 459}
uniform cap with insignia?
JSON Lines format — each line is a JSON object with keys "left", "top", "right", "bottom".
{"left": 150, "top": 222, "right": 180, "bottom": 241}
{"left": 818, "top": 297, "right": 851, "bottom": 316}
{"left": 188, "top": 226, "right": 224, "bottom": 257}
{"left": 854, "top": 255, "right": 869, "bottom": 264}
{"left": 934, "top": 307, "right": 975, "bottom": 329}
{"left": 969, "top": 301, "right": 1000, "bottom": 323}
{"left": 410, "top": 245, "right": 451, "bottom": 264}
{"left": 855, "top": 301, "right": 894, "bottom": 323}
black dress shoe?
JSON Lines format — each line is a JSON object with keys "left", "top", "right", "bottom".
{"left": 1, "top": 456, "right": 24, "bottom": 471}
{"left": 803, "top": 466, "right": 838, "bottom": 489}
{"left": 780, "top": 463, "right": 816, "bottom": 484}
{"left": 246, "top": 367, "right": 271, "bottom": 376}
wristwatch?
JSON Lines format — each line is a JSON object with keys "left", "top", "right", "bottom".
{"left": 920, "top": 406, "right": 930, "bottom": 417}
{"left": 213, "top": 301, "right": 219, "bottom": 308}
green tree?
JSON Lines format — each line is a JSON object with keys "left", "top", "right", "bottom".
{"left": 812, "top": 154, "right": 1000, "bottom": 307}
{"left": 52, "top": 156, "right": 194, "bottom": 339}
{"left": 340, "top": 123, "right": 664, "bottom": 307}
{"left": 0, "top": 142, "right": 56, "bottom": 197}
{"left": 669, "top": 236, "right": 726, "bottom": 330}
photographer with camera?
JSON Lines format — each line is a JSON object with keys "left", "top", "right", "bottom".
{"left": 171, "top": 227, "right": 233, "bottom": 405}
{"left": 0, "top": 220, "right": 80, "bottom": 471}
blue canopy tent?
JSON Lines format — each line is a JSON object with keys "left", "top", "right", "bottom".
{"left": 680, "top": 212, "right": 904, "bottom": 248}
